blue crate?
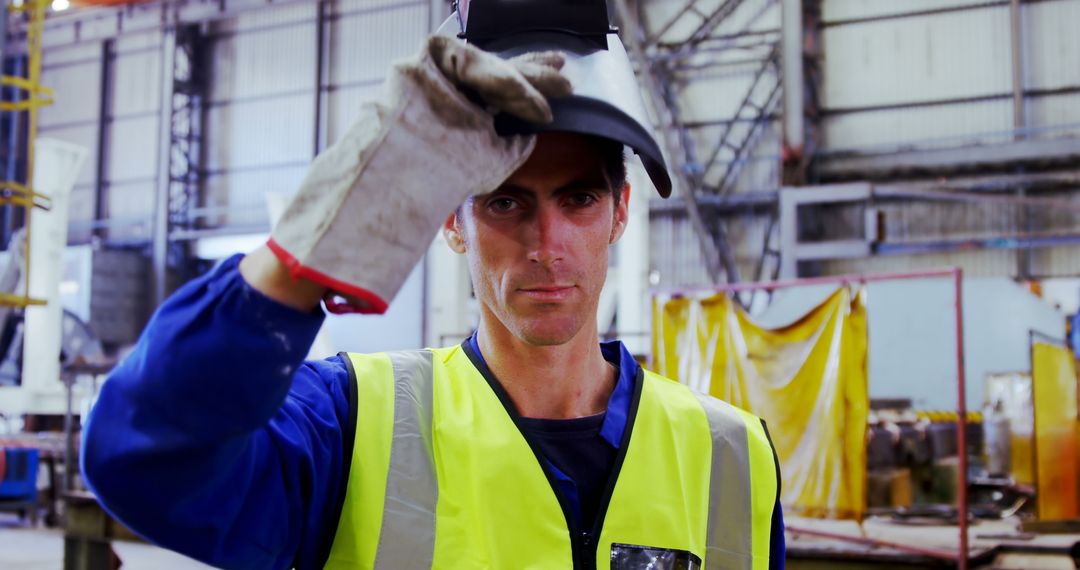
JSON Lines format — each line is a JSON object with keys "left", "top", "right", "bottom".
{"left": 0, "top": 448, "right": 39, "bottom": 502}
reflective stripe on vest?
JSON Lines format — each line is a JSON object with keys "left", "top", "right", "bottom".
{"left": 325, "top": 346, "right": 778, "bottom": 569}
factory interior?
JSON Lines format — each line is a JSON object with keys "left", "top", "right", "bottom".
{"left": 1, "top": 0, "right": 1080, "bottom": 568}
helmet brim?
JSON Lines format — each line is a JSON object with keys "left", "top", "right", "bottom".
{"left": 494, "top": 97, "right": 671, "bottom": 198}
{"left": 436, "top": 15, "right": 673, "bottom": 198}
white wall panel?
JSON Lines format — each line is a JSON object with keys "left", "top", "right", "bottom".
{"left": 823, "top": 250, "right": 1018, "bottom": 277}
{"left": 338, "top": 0, "right": 421, "bottom": 12}
{"left": 209, "top": 22, "right": 316, "bottom": 102}
{"left": 650, "top": 214, "right": 711, "bottom": 287}
{"left": 111, "top": 49, "right": 162, "bottom": 116}
{"left": 41, "top": 43, "right": 99, "bottom": 68}
{"left": 205, "top": 94, "right": 315, "bottom": 170}
{"left": 329, "top": 2, "right": 428, "bottom": 86}
{"left": 1027, "top": 93, "right": 1080, "bottom": 130}
{"left": 649, "top": 212, "right": 771, "bottom": 287}
{"left": 203, "top": 166, "right": 308, "bottom": 226}
{"left": 67, "top": 186, "right": 96, "bottom": 243}
{"left": 822, "top": 0, "right": 999, "bottom": 22}
{"left": 1033, "top": 246, "right": 1080, "bottom": 277}
{"left": 822, "top": 7, "right": 1010, "bottom": 109}
{"left": 215, "top": 2, "right": 317, "bottom": 34}
{"left": 326, "top": 83, "right": 384, "bottom": 144}
{"left": 643, "top": 0, "right": 778, "bottom": 43}
{"left": 106, "top": 116, "right": 160, "bottom": 182}
{"left": 39, "top": 58, "right": 101, "bottom": 128}
{"left": 202, "top": 2, "right": 322, "bottom": 233}
{"left": 679, "top": 69, "right": 766, "bottom": 123}
{"left": 822, "top": 99, "right": 1012, "bottom": 150}
{"left": 113, "top": 30, "right": 163, "bottom": 53}
{"left": 37, "top": 123, "right": 98, "bottom": 188}
{"left": 104, "top": 180, "right": 155, "bottom": 240}
{"left": 1025, "top": 0, "right": 1080, "bottom": 90}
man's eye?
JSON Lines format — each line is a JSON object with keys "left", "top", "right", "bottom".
{"left": 568, "top": 193, "right": 598, "bottom": 207}
{"left": 487, "top": 197, "right": 517, "bottom": 213}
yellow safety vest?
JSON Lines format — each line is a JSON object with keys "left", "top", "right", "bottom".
{"left": 324, "top": 344, "right": 778, "bottom": 569}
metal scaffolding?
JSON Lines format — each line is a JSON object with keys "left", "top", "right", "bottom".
{"left": 0, "top": 0, "right": 54, "bottom": 309}
{"left": 613, "top": 0, "right": 787, "bottom": 286}
{"left": 151, "top": 24, "right": 207, "bottom": 307}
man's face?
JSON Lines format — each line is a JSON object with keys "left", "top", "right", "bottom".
{"left": 444, "top": 132, "right": 630, "bottom": 346}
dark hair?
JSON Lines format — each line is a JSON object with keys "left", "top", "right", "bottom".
{"left": 592, "top": 135, "right": 628, "bottom": 206}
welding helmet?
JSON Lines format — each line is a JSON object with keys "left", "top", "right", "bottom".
{"left": 438, "top": 0, "right": 672, "bottom": 198}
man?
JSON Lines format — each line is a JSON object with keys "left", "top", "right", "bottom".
{"left": 81, "top": 2, "right": 784, "bottom": 569}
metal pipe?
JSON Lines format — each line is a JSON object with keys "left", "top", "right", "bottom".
{"left": 822, "top": 0, "right": 1011, "bottom": 28}
{"left": 152, "top": 28, "right": 177, "bottom": 308}
{"left": 818, "top": 119, "right": 1080, "bottom": 157}
{"left": 954, "top": 267, "right": 970, "bottom": 570}
{"left": 313, "top": 0, "right": 328, "bottom": 156}
{"left": 821, "top": 84, "right": 1080, "bottom": 117}
{"left": 786, "top": 525, "right": 959, "bottom": 560}
{"left": 653, "top": 267, "right": 959, "bottom": 296}
{"left": 93, "top": 40, "right": 113, "bottom": 241}
{"left": 876, "top": 232, "right": 1080, "bottom": 255}
{"left": 872, "top": 187, "right": 1080, "bottom": 213}
{"left": 1009, "top": 0, "right": 1025, "bottom": 138}
{"left": 781, "top": 0, "right": 804, "bottom": 152}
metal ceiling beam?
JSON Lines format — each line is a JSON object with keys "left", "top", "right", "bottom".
{"left": 650, "top": 169, "right": 1080, "bottom": 216}
{"left": 816, "top": 137, "right": 1080, "bottom": 180}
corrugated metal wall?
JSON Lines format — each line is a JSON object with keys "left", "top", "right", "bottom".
{"left": 325, "top": 0, "right": 429, "bottom": 142}
{"left": 819, "top": 0, "right": 1080, "bottom": 152}
{"left": 1024, "top": 0, "right": 1080, "bottom": 131}
{"left": 39, "top": 31, "right": 164, "bottom": 244}
{"left": 39, "top": 42, "right": 102, "bottom": 243}
{"left": 38, "top": 0, "right": 434, "bottom": 242}
{"left": 647, "top": 0, "right": 1080, "bottom": 283}
{"left": 202, "top": 0, "right": 430, "bottom": 229}
{"left": 31, "top": 0, "right": 1080, "bottom": 289}
{"left": 106, "top": 32, "right": 163, "bottom": 242}
{"left": 204, "top": 4, "right": 318, "bottom": 228}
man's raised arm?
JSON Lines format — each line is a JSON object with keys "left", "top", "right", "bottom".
{"left": 80, "top": 36, "right": 569, "bottom": 569}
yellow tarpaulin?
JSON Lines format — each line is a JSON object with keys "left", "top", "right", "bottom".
{"left": 1031, "top": 340, "right": 1079, "bottom": 520}
{"left": 652, "top": 287, "right": 869, "bottom": 519}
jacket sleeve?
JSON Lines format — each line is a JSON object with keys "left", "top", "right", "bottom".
{"left": 81, "top": 254, "right": 352, "bottom": 570}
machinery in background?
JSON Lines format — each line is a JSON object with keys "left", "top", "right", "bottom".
{"left": 0, "top": 227, "right": 108, "bottom": 388}
{"left": 866, "top": 399, "right": 1033, "bottom": 523}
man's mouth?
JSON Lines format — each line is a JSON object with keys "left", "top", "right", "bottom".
{"left": 518, "top": 285, "right": 576, "bottom": 301}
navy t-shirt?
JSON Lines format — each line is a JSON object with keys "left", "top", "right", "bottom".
{"left": 519, "top": 413, "right": 617, "bottom": 531}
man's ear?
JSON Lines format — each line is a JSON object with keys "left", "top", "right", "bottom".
{"left": 443, "top": 211, "right": 466, "bottom": 254}
{"left": 609, "top": 182, "right": 631, "bottom": 244}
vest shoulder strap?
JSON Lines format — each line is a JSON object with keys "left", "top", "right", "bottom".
{"left": 642, "top": 371, "right": 780, "bottom": 569}
{"left": 326, "top": 350, "right": 439, "bottom": 569}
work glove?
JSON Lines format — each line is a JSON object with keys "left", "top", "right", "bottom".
{"left": 268, "top": 35, "right": 571, "bottom": 314}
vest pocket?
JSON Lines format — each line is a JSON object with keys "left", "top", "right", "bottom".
{"left": 610, "top": 543, "right": 702, "bottom": 570}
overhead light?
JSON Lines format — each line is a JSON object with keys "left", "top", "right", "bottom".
{"left": 51, "top": 0, "right": 70, "bottom": 11}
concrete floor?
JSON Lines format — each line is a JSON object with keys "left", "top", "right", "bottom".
{"left": 0, "top": 513, "right": 212, "bottom": 570}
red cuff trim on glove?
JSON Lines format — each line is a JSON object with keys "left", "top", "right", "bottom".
{"left": 266, "top": 238, "right": 389, "bottom": 315}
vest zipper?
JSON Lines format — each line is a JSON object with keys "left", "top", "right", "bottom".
{"left": 583, "top": 367, "right": 645, "bottom": 569}
{"left": 462, "top": 342, "right": 645, "bottom": 570}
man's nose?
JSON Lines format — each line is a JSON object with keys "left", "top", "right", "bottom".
{"left": 526, "top": 203, "right": 568, "bottom": 267}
